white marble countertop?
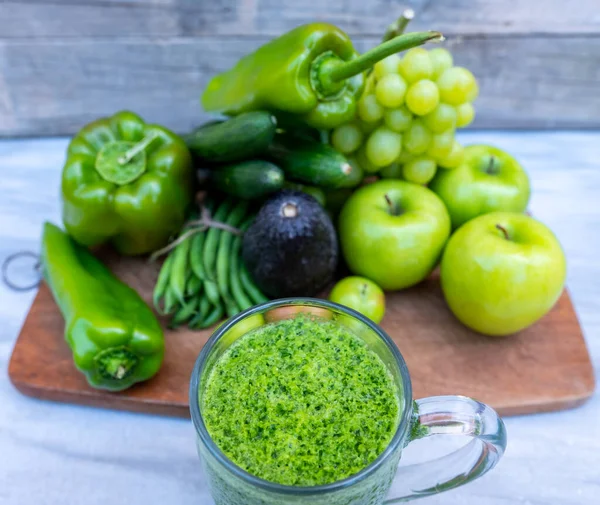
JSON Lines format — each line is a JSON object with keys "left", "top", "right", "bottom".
{"left": 1, "top": 132, "right": 598, "bottom": 505}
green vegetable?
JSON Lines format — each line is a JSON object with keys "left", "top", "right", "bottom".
{"left": 185, "top": 274, "right": 203, "bottom": 297}
{"left": 202, "top": 315, "right": 400, "bottom": 486}
{"left": 269, "top": 134, "right": 359, "bottom": 188}
{"left": 189, "top": 297, "right": 212, "bottom": 329}
{"left": 163, "top": 286, "right": 178, "bottom": 315}
{"left": 216, "top": 200, "right": 249, "bottom": 316}
{"left": 240, "top": 264, "right": 269, "bottom": 305}
{"left": 185, "top": 111, "right": 277, "bottom": 163}
{"left": 62, "top": 110, "right": 193, "bottom": 256}
{"left": 170, "top": 297, "right": 199, "bottom": 328}
{"left": 41, "top": 222, "right": 164, "bottom": 391}
{"left": 199, "top": 160, "right": 284, "bottom": 199}
{"left": 189, "top": 232, "right": 207, "bottom": 281}
{"left": 283, "top": 181, "right": 327, "bottom": 206}
{"left": 169, "top": 237, "right": 192, "bottom": 303}
{"left": 201, "top": 301, "right": 225, "bottom": 329}
{"left": 229, "top": 218, "right": 255, "bottom": 311}
{"left": 153, "top": 253, "right": 174, "bottom": 313}
{"left": 202, "top": 24, "right": 440, "bottom": 130}
{"left": 203, "top": 199, "right": 235, "bottom": 304}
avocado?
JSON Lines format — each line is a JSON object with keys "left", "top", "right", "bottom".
{"left": 242, "top": 190, "right": 338, "bottom": 298}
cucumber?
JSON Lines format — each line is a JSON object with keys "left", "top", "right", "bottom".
{"left": 185, "top": 111, "right": 277, "bottom": 163}
{"left": 283, "top": 181, "right": 326, "bottom": 206}
{"left": 199, "top": 161, "right": 284, "bottom": 199}
{"left": 267, "top": 134, "right": 357, "bottom": 189}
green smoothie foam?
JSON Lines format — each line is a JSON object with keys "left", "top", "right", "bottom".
{"left": 201, "top": 314, "right": 400, "bottom": 487}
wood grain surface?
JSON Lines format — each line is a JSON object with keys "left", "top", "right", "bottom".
{"left": 1, "top": 0, "right": 599, "bottom": 136}
{"left": 8, "top": 248, "right": 595, "bottom": 417}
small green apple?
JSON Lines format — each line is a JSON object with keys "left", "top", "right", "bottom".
{"left": 338, "top": 180, "right": 451, "bottom": 290}
{"left": 441, "top": 212, "right": 566, "bottom": 336}
{"left": 430, "top": 144, "right": 530, "bottom": 229}
{"left": 329, "top": 276, "right": 386, "bottom": 323}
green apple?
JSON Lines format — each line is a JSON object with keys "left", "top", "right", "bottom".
{"left": 441, "top": 212, "right": 566, "bottom": 336}
{"left": 430, "top": 144, "right": 530, "bottom": 229}
{"left": 329, "top": 276, "right": 386, "bottom": 323}
{"left": 338, "top": 180, "right": 451, "bottom": 290}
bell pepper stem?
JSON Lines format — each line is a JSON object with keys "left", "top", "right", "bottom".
{"left": 118, "top": 131, "right": 157, "bottom": 165}
{"left": 328, "top": 31, "right": 443, "bottom": 83}
{"left": 95, "top": 346, "right": 139, "bottom": 381}
{"left": 382, "top": 9, "right": 415, "bottom": 43}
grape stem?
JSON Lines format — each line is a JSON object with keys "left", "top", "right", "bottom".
{"left": 382, "top": 9, "right": 415, "bottom": 43}
{"left": 327, "top": 31, "right": 443, "bottom": 83}
{"left": 496, "top": 224, "right": 510, "bottom": 240}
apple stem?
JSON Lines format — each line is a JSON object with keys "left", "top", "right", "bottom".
{"left": 384, "top": 194, "right": 400, "bottom": 216}
{"left": 496, "top": 223, "right": 510, "bottom": 240}
{"left": 487, "top": 156, "right": 498, "bottom": 174}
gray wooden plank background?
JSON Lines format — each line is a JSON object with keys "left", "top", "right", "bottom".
{"left": 1, "top": 0, "right": 599, "bottom": 136}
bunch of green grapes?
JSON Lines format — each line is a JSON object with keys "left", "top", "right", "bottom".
{"left": 330, "top": 47, "right": 478, "bottom": 185}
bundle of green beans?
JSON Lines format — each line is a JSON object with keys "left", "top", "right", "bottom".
{"left": 152, "top": 197, "right": 269, "bottom": 329}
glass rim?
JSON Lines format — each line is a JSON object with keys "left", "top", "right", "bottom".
{"left": 189, "top": 297, "right": 413, "bottom": 496}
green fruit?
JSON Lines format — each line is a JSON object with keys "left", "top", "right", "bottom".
{"left": 436, "top": 67, "right": 478, "bottom": 105}
{"left": 338, "top": 180, "right": 451, "bottom": 290}
{"left": 405, "top": 79, "right": 439, "bottom": 116}
{"left": 430, "top": 144, "right": 531, "bottom": 229}
{"left": 329, "top": 276, "right": 386, "bottom": 324}
{"left": 441, "top": 212, "right": 566, "bottom": 336}
{"left": 375, "top": 73, "right": 407, "bottom": 108}
{"left": 398, "top": 48, "right": 433, "bottom": 83}
{"left": 331, "top": 123, "right": 364, "bottom": 154}
{"left": 366, "top": 126, "right": 402, "bottom": 168}
{"left": 402, "top": 157, "right": 437, "bottom": 185}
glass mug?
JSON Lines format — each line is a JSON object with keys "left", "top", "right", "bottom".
{"left": 190, "top": 299, "right": 507, "bottom": 504}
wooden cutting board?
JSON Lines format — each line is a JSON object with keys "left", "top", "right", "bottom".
{"left": 8, "top": 249, "right": 595, "bottom": 417}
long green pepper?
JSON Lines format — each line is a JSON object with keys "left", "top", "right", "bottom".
{"left": 202, "top": 27, "right": 442, "bottom": 129}
{"left": 41, "top": 222, "right": 164, "bottom": 391}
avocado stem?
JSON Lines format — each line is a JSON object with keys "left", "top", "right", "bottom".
{"left": 496, "top": 224, "right": 510, "bottom": 240}
{"left": 281, "top": 202, "right": 298, "bottom": 218}
{"left": 384, "top": 194, "right": 401, "bottom": 216}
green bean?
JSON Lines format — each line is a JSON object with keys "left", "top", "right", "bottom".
{"left": 153, "top": 253, "right": 175, "bottom": 314}
{"left": 163, "top": 286, "right": 179, "bottom": 315}
{"left": 217, "top": 200, "right": 249, "bottom": 317}
{"left": 230, "top": 218, "right": 254, "bottom": 311}
{"left": 169, "top": 297, "right": 199, "bottom": 328}
{"left": 189, "top": 231, "right": 207, "bottom": 280}
{"left": 203, "top": 198, "right": 235, "bottom": 304}
{"left": 186, "top": 273, "right": 203, "bottom": 297}
{"left": 169, "top": 236, "right": 192, "bottom": 303}
{"left": 189, "top": 198, "right": 216, "bottom": 281}
{"left": 240, "top": 264, "right": 269, "bottom": 305}
{"left": 198, "top": 301, "right": 224, "bottom": 329}
{"left": 188, "top": 297, "right": 212, "bottom": 329}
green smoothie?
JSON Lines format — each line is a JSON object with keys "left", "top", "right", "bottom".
{"left": 201, "top": 314, "right": 400, "bottom": 487}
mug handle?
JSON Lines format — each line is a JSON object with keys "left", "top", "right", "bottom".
{"left": 385, "top": 395, "right": 507, "bottom": 503}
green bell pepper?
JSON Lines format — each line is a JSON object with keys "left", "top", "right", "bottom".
{"left": 41, "top": 222, "right": 165, "bottom": 391}
{"left": 62, "top": 110, "right": 194, "bottom": 256}
{"left": 202, "top": 24, "right": 442, "bottom": 130}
